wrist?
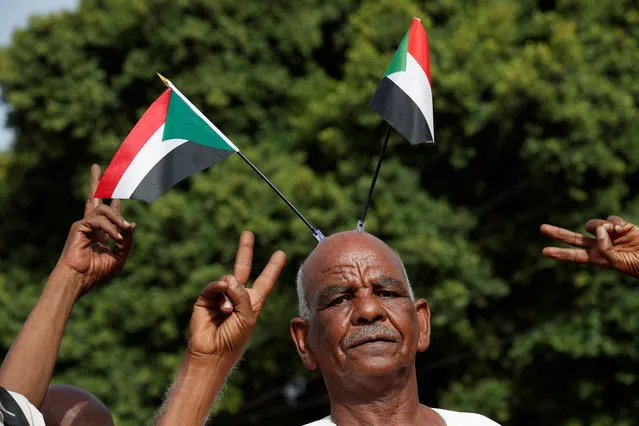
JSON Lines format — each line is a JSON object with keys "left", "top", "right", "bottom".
{"left": 47, "top": 264, "right": 86, "bottom": 301}
{"left": 184, "top": 346, "right": 236, "bottom": 372}
{"left": 164, "top": 351, "right": 233, "bottom": 422}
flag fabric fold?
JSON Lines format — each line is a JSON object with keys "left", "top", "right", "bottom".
{"left": 369, "top": 17, "right": 434, "bottom": 145}
{"left": 95, "top": 88, "right": 238, "bottom": 203}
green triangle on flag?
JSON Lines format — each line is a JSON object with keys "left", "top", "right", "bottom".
{"left": 163, "top": 91, "right": 235, "bottom": 151}
{"left": 383, "top": 32, "right": 409, "bottom": 78}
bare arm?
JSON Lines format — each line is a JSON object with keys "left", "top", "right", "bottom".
{"left": 0, "top": 266, "right": 82, "bottom": 406}
{"left": 155, "top": 232, "right": 286, "bottom": 426}
{"left": 0, "top": 165, "right": 135, "bottom": 407}
{"left": 155, "top": 354, "right": 234, "bottom": 425}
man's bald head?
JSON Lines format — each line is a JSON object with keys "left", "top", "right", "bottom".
{"left": 40, "top": 385, "right": 114, "bottom": 426}
{"left": 296, "top": 231, "right": 413, "bottom": 319}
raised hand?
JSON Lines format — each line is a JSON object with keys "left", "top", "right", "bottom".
{"left": 541, "top": 215, "right": 639, "bottom": 279}
{"left": 187, "top": 231, "right": 287, "bottom": 362}
{"left": 154, "top": 234, "right": 286, "bottom": 426}
{"left": 56, "top": 164, "right": 136, "bottom": 295}
{"left": 0, "top": 165, "right": 137, "bottom": 407}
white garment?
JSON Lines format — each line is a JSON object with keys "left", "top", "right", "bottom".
{"left": 302, "top": 408, "right": 501, "bottom": 425}
{"left": 0, "top": 391, "right": 45, "bottom": 426}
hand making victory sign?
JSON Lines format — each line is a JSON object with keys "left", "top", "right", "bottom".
{"left": 57, "top": 164, "right": 136, "bottom": 294}
{"left": 188, "top": 231, "right": 287, "bottom": 360}
{"left": 541, "top": 215, "right": 639, "bottom": 279}
{"left": 155, "top": 232, "right": 286, "bottom": 426}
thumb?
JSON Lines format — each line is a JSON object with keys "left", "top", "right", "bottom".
{"left": 222, "top": 275, "right": 255, "bottom": 319}
{"left": 596, "top": 225, "right": 614, "bottom": 263}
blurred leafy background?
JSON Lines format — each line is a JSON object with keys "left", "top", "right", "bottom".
{"left": 1, "top": 0, "right": 639, "bottom": 424}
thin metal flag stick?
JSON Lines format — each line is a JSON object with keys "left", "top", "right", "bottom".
{"left": 357, "top": 124, "right": 392, "bottom": 232}
{"left": 157, "top": 73, "right": 325, "bottom": 242}
{"left": 237, "top": 152, "right": 325, "bottom": 241}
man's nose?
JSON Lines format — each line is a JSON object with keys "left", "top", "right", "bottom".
{"left": 351, "top": 292, "right": 387, "bottom": 325}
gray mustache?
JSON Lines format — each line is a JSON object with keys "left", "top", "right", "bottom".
{"left": 342, "top": 323, "right": 399, "bottom": 348}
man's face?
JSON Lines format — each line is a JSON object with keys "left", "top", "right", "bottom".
{"left": 291, "top": 231, "right": 430, "bottom": 382}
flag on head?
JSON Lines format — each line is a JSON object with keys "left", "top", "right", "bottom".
{"left": 95, "top": 87, "right": 238, "bottom": 203}
{"left": 369, "top": 17, "right": 434, "bottom": 145}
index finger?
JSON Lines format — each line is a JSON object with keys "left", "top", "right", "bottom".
{"left": 251, "top": 250, "right": 287, "bottom": 310}
{"left": 86, "top": 164, "right": 103, "bottom": 213}
{"left": 540, "top": 224, "right": 592, "bottom": 248}
{"left": 234, "top": 231, "right": 254, "bottom": 286}
{"left": 198, "top": 280, "right": 235, "bottom": 315}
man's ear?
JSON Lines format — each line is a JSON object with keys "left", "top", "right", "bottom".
{"left": 415, "top": 298, "right": 431, "bottom": 352}
{"left": 290, "top": 317, "right": 318, "bottom": 371}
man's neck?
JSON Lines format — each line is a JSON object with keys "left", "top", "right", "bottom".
{"left": 324, "top": 369, "right": 444, "bottom": 426}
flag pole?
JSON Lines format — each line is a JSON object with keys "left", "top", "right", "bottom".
{"left": 157, "top": 74, "right": 325, "bottom": 242}
{"left": 236, "top": 151, "right": 325, "bottom": 241}
{"left": 356, "top": 124, "right": 392, "bottom": 232}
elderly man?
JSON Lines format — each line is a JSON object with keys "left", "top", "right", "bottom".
{"left": 155, "top": 213, "right": 639, "bottom": 425}
{"left": 289, "top": 230, "right": 499, "bottom": 425}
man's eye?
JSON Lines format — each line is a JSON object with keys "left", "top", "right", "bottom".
{"left": 329, "top": 296, "right": 349, "bottom": 306}
{"left": 378, "top": 291, "right": 396, "bottom": 298}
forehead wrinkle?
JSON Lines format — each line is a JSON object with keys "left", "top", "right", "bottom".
{"left": 356, "top": 260, "right": 365, "bottom": 283}
{"left": 320, "top": 262, "right": 358, "bottom": 275}
{"left": 318, "top": 258, "right": 403, "bottom": 288}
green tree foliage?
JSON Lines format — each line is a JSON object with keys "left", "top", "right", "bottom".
{"left": 0, "top": 0, "right": 638, "bottom": 424}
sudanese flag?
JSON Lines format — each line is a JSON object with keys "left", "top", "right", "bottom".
{"left": 95, "top": 88, "right": 238, "bottom": 203}
{"left": 370, "top": 17, "right": 434, "bottom": 145}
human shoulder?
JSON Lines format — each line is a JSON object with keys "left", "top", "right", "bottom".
{"left": 433, "top": 408, "right": 501, "bottom": 426}
{"left": 0, "top": 387, "right": 45, "bottom": 426}
{"left": 300, "top": 415, "right": 335, "bottom": 425}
